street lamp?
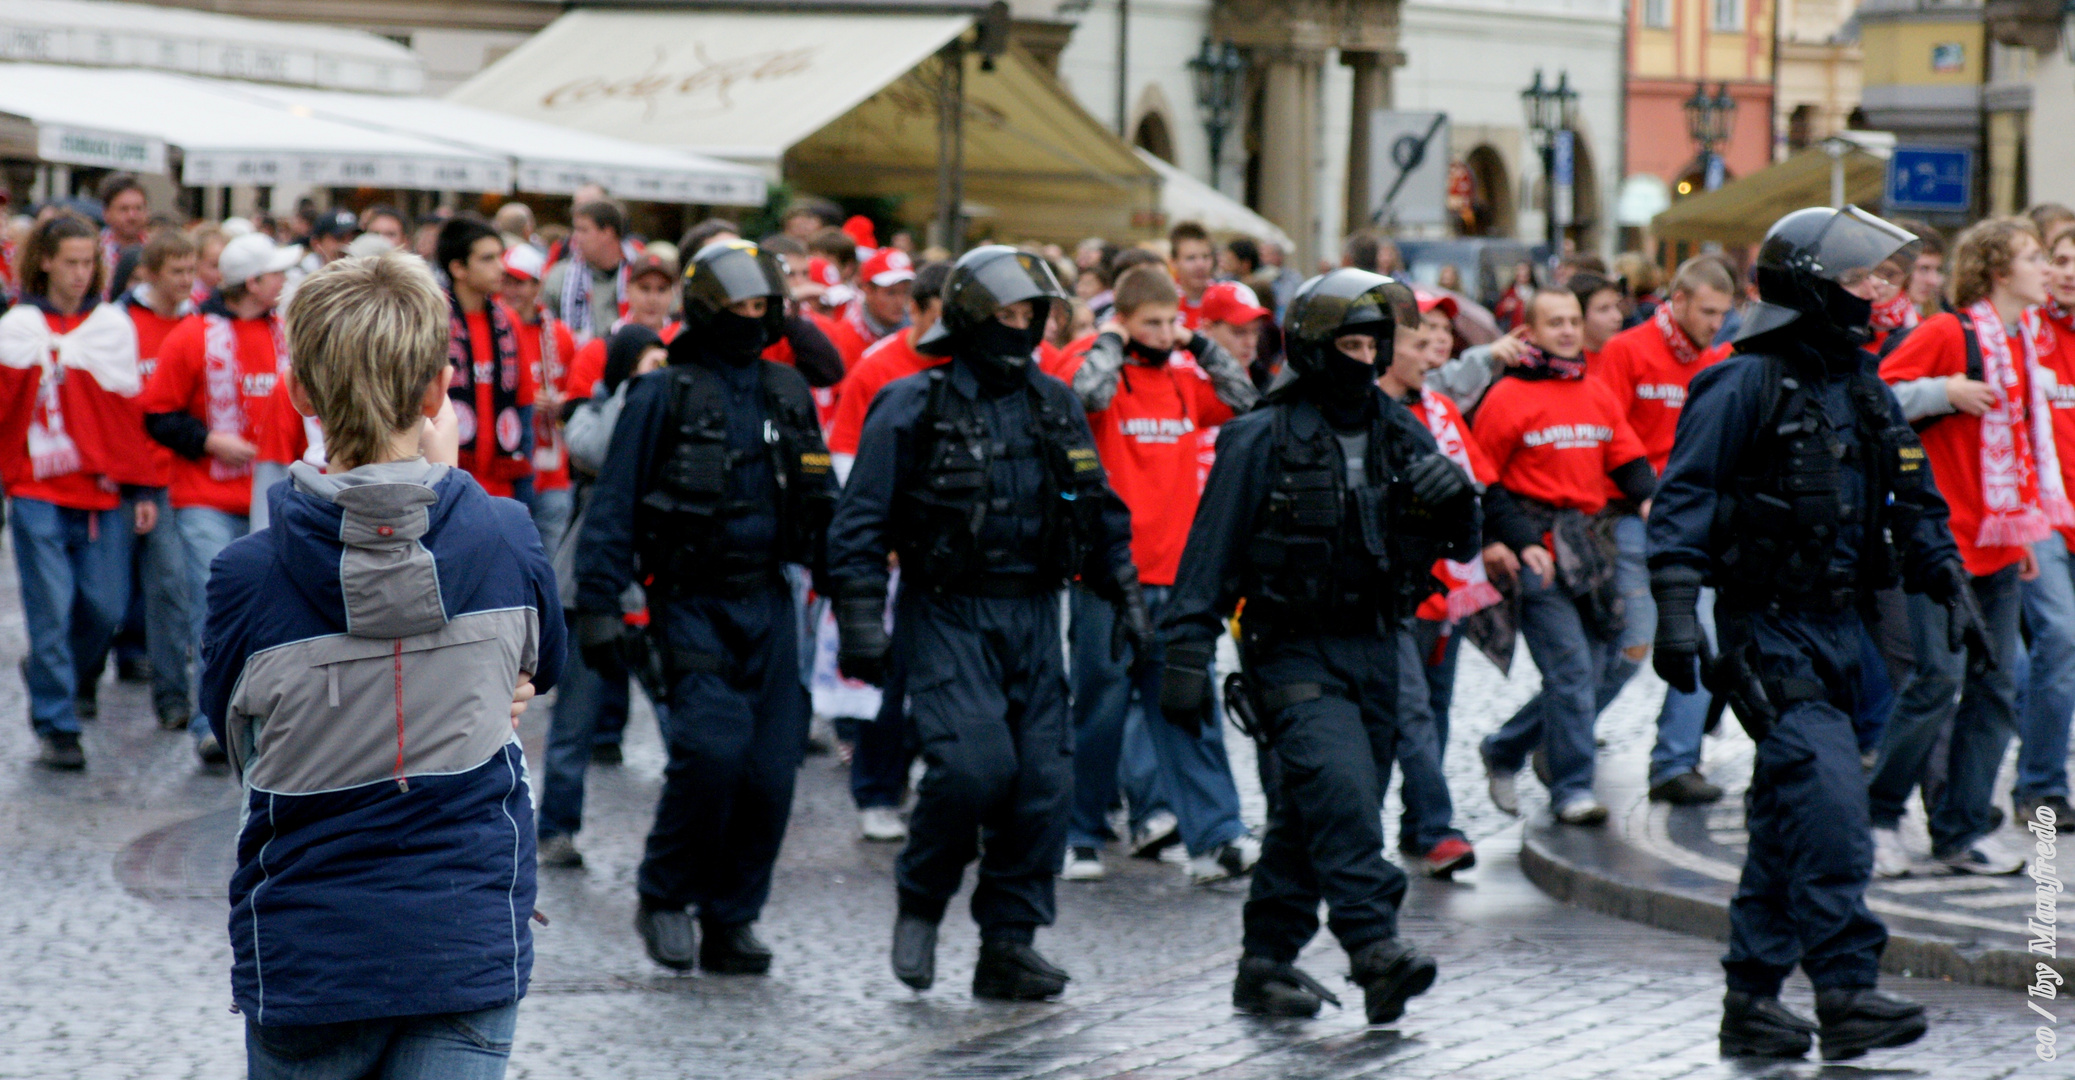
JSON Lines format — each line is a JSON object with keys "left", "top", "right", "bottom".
{"left": 1682, "top": 82, "right": 1737, "bottom": 192}
{"left": 1520, "top": 68, "right": 1578, "bottom": 255}
{"left": 1188, "top": 38, "right": 1245, "bottom": 187}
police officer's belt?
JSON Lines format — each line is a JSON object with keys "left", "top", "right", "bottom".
{"left": 1258, "top": 682, "right": 1323, "bottom": 714}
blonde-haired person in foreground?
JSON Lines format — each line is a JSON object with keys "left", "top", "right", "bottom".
{"left": 197, "top": 251, "right": 565, "bottom": 1080}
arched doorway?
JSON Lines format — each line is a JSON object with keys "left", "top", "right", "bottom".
{"left": 1460, "top": 145, "right": 1514, "bottom": 237}
{"left": 1133, "top": 112, "right": 1175, "bottom": 164}
{"left": 1566, "top": 135, "right": 1600, "bottom": 253}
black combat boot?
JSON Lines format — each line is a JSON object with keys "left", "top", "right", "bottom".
{"left": 634, "top": 901, "right": 697, "bottom": 971}
{"left": 972, "top": 940, "right": 1070, "bottom": 1001}
{"left": 1718, "top": 990, "right": 1817, "bottom": 1058}
{"left": 1232, "top": 954, "right": 1341, "bottom": 1018}
{"left": 1347, "top": 938, "right": 1437, "bottom": 1025}
{"left": 700, "top": 922, "right": 773, "bottom": 975}
{"left": 1815, "top": 987, "right": 1927, "bottom": 1060}
{"left": 891, "top": 912, "right": 938, "bottom": 991}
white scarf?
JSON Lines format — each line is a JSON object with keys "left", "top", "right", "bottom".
{"left": 1418, "top": 388, "right": 1502, "bottom": 620}
{"left": 1967, "top": 300, "right": 2073, "bottom": 546}
{"left": 558, "top": 243, "right": 635, "bottom": 346}
{"left": 0, "top": 302, "right": 139, "bottom": 479}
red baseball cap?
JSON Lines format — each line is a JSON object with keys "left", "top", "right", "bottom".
{"left": 1199, "top": 281, "right": 1271, "bottom": 325}
{"left": 1414, "top": 289, "right": 1459, "bottom": 320}
{"left": 807, "top": 256, "right": 844, "bottom": 288}
{"left": 860, "top": 247, "right": 915, "bottom": 288}
{"left": 842, "top": 214, "right": 878, "bottom": 251}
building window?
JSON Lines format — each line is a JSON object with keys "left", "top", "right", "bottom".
{"left": 1787, "top": 104, "right": 1814, "bottom": 151}
{"left": 1643, "top": 0, "right": 1670, "bottom": 28}
{"left": 1712, "top": 0, "right": 1743, "bottom": 32}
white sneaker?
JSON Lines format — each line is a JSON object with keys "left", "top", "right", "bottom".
{"left": 1130, "top": 810, "right": 1181, "bottom": 858}
{"left": 859, "top": 807, "right": 908, "bottom": 842}
{"left": 1486, "top": 763, "right": 1521, "bottom": 817}
{"left": 1188, "top": 835, "right": 1262, "bottom": 884}
{"left": 1937, "top": 834, "right": 2026, "bottom": 875}
{"left": 1061, "top": 845, "right": 1106, "bottom": 881}
{"left": 1555, "top": 796, "right": 1608, "bottom": 826}
{"left": 1871, "top": 827, "right": 1912, "bottom": 878}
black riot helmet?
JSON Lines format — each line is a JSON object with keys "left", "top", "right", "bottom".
{"left": 1742, "top": 205, "right": 1918, "bottom": 348}
{"left": 680, "top": 239, "right": 788, "bottom": 341}
{"left": 1281, "top": 267, "right": 1419, "bottom": 379}
{"left": 916, "top": 245, "right": 1069, "bottom": 363}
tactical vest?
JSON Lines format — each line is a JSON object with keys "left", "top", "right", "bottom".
{"left": 895, "top": 368, "right": 1107, "bottom": 592}
{"left": 1244, "top": 400, "right": 1442, "bottom": 626}
{"left": 1717, "top": 358, "right": 1925, "bottom": 606}
{"left": 637, "top": 360, "right": 834, "bottom": 592}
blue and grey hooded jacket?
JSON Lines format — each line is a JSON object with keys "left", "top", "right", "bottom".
{"left": 200, "top": 459, "right": 566, "bottom": 1027}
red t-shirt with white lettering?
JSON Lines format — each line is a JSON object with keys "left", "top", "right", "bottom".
{"left": 139, "top": 312, "right": 282, "bottom": 515}
{"left": 1472, "top": 373, "right": 1647, "bottom": 515}
{"left": 1591, "top": 318, "right": 1731, "bottom": 472}
{"left": 828, "top": 330, "right": 941, "bottom": 457}
{"left": 1086, "top": 358, "right": 1234, "bottom": 585}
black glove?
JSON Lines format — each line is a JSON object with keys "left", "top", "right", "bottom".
{"left": 1650, "top": 566, "right": 1703, "bottom": 695}
{"left": 1928, "top": 561, "right": 1997, "bottom": 672}
{"left": 1110, "top": 570, "right": 1153, "bottom": 664}
{"left": 1158, "top": 640, "right": 1215, "bottom": 733}
{"left": 835, "top": 589, "right": 891, "bottom": 686}
{"left": 1405, "top": 452, "right": 1472, "bottom": 506}
{"left": 576, "top": 611, "right": 624, "bottom": 673}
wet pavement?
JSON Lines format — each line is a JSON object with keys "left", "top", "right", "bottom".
{"left": 0, "top": 547, "right": 2062, "bottom": 1077}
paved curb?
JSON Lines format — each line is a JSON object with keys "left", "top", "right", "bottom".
{"left": 1520, "top": 808, "right": 2073, "bottom": 993}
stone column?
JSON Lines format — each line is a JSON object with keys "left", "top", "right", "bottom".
{"left": 1343, "top": 50, "right": 1387, "bottom": 235}
{"left": 1257, "top": 49, "right": 1323, "bottom": 270}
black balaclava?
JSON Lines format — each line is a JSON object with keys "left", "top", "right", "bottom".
{"left": 1306, "top": 324, "right": 1387, "bottom": 430}
{"left": 602, "top": 324, "right": 664, "bottom": 394}
{"left": 702, "top": 309, "right": 770, "bottom": 366}
{"left": 963, "top": 302, "right": 1048, "bottom": 395}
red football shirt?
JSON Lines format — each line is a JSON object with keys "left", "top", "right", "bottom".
{"left": 122, "top": 301, "right": 186, "bottom": 487}
{"left": 457, "top": 306, "right": 538, "bottom": 499}
{"left": 139, "top": 311, "right": 283, "bottom": 515}
{"left": 827, "top": 330, "right": 941, "bottom": 457}
{"left": 1086, "top": 359, "right": 1234, "bottom": 586}
{"left": 1880, "top": 312, "right": 2036, "bottom": 576}
{"left": 1472, "top": 374, "right": 1647, "bottom": 515}
{"left": 1591, "top": 318, "right": 1730, "bottom": 471}
{"left": 0, "top": 308, "right": 127, "bottom": 509}
{"left": 2035, "top": 316, "right": 2075, "bottom": 546}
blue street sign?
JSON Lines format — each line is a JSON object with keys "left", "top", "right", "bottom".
{"left": 1885, "top": 146, "right": 1973, "bottom": 213}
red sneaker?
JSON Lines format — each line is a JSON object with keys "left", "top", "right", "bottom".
{"left": 1421, "top": 837, "right": 1476, "bottom": 879}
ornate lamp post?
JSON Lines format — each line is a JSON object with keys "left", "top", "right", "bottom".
{"left": 1520, "top": 68, "right": 1578, "bottom": 255}
{"left": 1682, "top": 82, "right": 1737, "bottom": 193}
{"left": 1188, "top": 37, "right": 1245, "bottom": 187}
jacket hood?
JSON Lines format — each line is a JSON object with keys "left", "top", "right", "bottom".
{"left": 272, "top": 459, "right": 504, "bottom": 639}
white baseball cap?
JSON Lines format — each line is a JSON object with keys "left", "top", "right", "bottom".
{"left": 219, "top": 233, "right": 303, "bottom": 287}
{"left": 501, "top": 244, "right": 547, "bottom": 282}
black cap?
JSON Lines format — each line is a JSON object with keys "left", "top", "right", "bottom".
{"left": 312, "top": 208, "right": 359, "bottom": 239}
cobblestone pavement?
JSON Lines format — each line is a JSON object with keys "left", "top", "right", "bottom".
{"left": 0, "top": 544, "right": 2061, "bottom": 1077}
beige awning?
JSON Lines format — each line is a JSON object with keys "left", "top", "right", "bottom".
{"left": 1651, "top": 138, "right": 1891, "bottom": 245}
{"left": 448, "top": 7, "right": 1158, "bottom": 241}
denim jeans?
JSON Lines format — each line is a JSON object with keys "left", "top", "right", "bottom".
{"left": 245, "top": 1002, "right": 518, "bottom": 1080}
{"left": 1853, "top": 620, "right": 1896, "bottom": 756}
{"left": 1067, "top": 585, "right": 1246, "bottom": 856}
{"left": 12, "top": 498, "right": 132, "bottom": 738}
{"left": 1612, "top": 513, "right": 1655, "bottom": 652}
{"left": 1482, "top": 567, "right": 1599, "bottom": 805}
{"left": 538, "top": 610, "right": 632, "bottom": 840}
{"left": 1869, "top": 566, "right": 2022, "bottom": 853}
{"left": 1387, "top": 621, "right": 1463, "bottom": 853}
{"left": 77, "top": 489, "right": 193, "bottom": 718}
{"left": 530, "top": 486, "right": 573, "bottom": 563}
{"left": 177, "top": 506, "right": 248, "bottom": 742}
{"left": 1650, "top": 587, "right": 1717, "bottom": 787}
{"left": 1409, "top": 619, "right": 1462, "bottom": 750}
{"left": 2019, "top": 533, "right": 2075, "bottom": 800}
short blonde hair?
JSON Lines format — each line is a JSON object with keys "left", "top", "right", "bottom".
{"left": 286, "top": 252, "right": 450, "bottom": 470}
{"left": 1950, "top": 217, "right": 2041, "bottom": 309}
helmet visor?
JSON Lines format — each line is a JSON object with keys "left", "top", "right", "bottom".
{"left": 1807, "top": 206, "right": 1919, "bottom": 287}
{"left": 686, "top": 242, "right": 787, "bottom": 313}
{"left": 947, "top": 249, "right": 1067, "bottom": 330}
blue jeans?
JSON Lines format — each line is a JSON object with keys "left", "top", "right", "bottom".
{"left": 1067, "top": 585, "right": 1246, "bottom": 856}
{"left": 1852, "top": 621, "right": 1895, "bottom": 755}
{"left": 1411, "top": 620, "right": 1463, "bottom": 749}
{"left": 246, "top": 1002, "right": 517, "bottom": 1080}
{"left": 1612, "top": 513, "right": 1655, "bottom": 652}
{"left": 1389, "top": 621, "right": 1463, "bottom": 853}
{"left": 1482, "top": 567, "right": 1599, "bottom": 805}
{"left": 538, "top": 610, "right": 632, "bottom": 839}
{"left": 530, "top": 486, "right": 572, "bottom": 562}
{"left": 1869, "top": 566, "right": 2022, "bottom": 853}
{"left": 177, "top": 506, "right": 248, "bottom": 742}
{"left": 2019, "top": 533, "right": 2075, "bottom": 800}
{"left": 1650, "top": 587, "right": 1717, "bottom": 787}
{"left": 12, "top": 498, "right": 132, "bottom": 738}
{"left": 133, "top": 489, "right": 192, "bottom": 716}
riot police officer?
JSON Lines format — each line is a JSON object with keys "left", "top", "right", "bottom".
{"left": 827, "top": 245, "right": 1146, "bottom": 1000}
{"left": 1647, "top": 206, "right": 1986, "bottom": 1060}
{"left": 575, "top": 240, "right": 835, "bottom": 975}
{"left": 1158, "top": 268, "right": 1480, "bottom": 1024}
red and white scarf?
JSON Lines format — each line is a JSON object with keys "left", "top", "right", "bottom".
{"left": 0, "top": 301, "right": 138, "bottom": 479}
{"left": 448, "top": 296, "right": 528, "bottom": 479}
{"left": 202, "top": 308, "right": 287, "bottom": 483}
{"left": 99, "top": 229, "right": 124, "bottom": 300}
{"left": 1872, "top": 292, "right": 1920, "bottom": 334}
{"left": 1968, "top": 299, "right": 2074, "bottom": 546}
{"left": 1419, "top": 389, "right": 1502, "bottom": 621}
{"left": 527, "top": 308, "right": 566, "bottom": 474}
{"left": 1654, "top": 303, "right": 1703, "bottom": 365}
